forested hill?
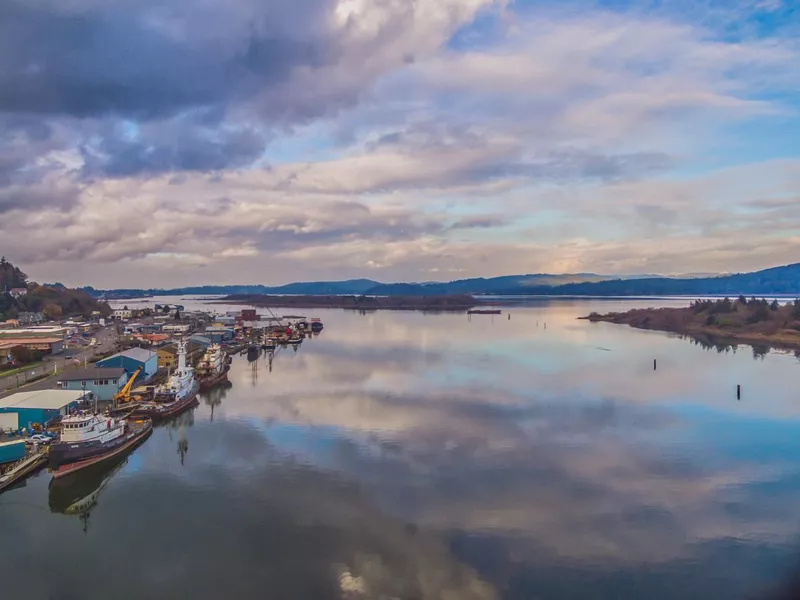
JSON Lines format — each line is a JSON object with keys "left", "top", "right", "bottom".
{"left": 499, "top": 263, "right": 800, "bottom": 296}
{"left": 80, "top": 262, "right": 800, "bottom": 298}
{"left": 0, "top": 258, "right": 111, "bottom": 320}
{"left": 82, "top": 279, "right": 382, "bottom": 298}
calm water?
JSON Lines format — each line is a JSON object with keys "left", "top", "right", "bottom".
{"left": 3, "top": 299, "right": 800, "bottom": 599}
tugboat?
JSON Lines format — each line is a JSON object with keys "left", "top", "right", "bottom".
{"left": 49, "top": 410, "right": 152, "bottom": 479}
{"left": 195, "top": 343, "right": 230, "bottom": 391}
{"left": 133, "top": 340, "right": 199, "bottom": 421}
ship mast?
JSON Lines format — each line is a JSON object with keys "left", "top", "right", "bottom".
{"left": 178, "top": 338, "right": 187, "bottom": 373}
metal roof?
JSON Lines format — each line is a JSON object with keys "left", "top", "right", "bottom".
{"left": 98, "top": 348, "right": 157, "bottom": 363}
{"left": 0, "top": 389, "right": 89, "bottom": 410}
{"left": 57, "top": 367, "right": 126, "bottom": 382}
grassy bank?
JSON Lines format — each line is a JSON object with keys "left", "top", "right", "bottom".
{"left": 584, "top": 297, "right": 800, "bottom": 351}
{"left": 0, "top": 363, "right": 44, "bottom": 380}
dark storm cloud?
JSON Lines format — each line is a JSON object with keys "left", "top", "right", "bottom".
{"left": 0, "top": 0, "right": 335, "bottom": 119}
{"left": 80, "top": 113, "right": 270, "bottom": 177}
{"left": 0, "top": 115, "right": 66, "bottom": 187}
{"left": 0, "top": 0, "right": 342, "bottom": 179}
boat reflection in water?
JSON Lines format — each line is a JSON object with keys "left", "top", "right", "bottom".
{"left": 201, "top": 380, "right": 232, "bottom": 422}
{"left": 163, "top": 403, "right": 197, "bottom": 466}
{"left": 48, "top": 455, "right": 128, "bottom": 533}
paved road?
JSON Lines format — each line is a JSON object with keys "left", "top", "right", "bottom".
{"left": 0, "top": 326, "right": 119, "bottom": 398}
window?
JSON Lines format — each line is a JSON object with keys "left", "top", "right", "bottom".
{"left": 81, "top": 381, "right": 86, "bottom": 386}
{"left": 113, "top": 380, "right": 117, "bottom": 385}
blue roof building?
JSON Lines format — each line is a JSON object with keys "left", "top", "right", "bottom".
{"left": 58, "top": 367, "right": 130, "bottom": 401}
{"left": 96, "top": 348, "right": 158, "bottom": 383}
{"left": 0, "top": 389, "right": 91, "bottom": 430}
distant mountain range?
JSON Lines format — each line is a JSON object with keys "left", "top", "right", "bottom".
{"left": 82, "top": 263, "right": 800, "bottom": 298}
{"left": 81, "top": 279, "right": 382, "bottom": 299}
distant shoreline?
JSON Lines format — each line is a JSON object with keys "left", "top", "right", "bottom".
{"left": 217, "top": 294, "right": 482, "bottom": 311}
{"left": 584, "top": 298, "right": 800, "bottom": 351}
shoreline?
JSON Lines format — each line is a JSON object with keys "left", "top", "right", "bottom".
{"left": 216, "top": 294, "right": 482, "bottom": 311}
{"left": 584, "top": 300, "right": 800, "bottom": 352}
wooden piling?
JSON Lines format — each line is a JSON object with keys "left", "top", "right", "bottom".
{"left": 737, "top": 384, "right": 741, "bottom": 400}
{"left": 654, "top": 359, "right": 657, "bottom": 371}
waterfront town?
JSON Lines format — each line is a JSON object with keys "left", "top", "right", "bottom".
{"left": 0, "top": 304, "right": 323, "bottom": 491}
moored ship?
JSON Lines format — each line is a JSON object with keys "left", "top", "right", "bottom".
{"left": 132, "top": 340, "right": 199, "bottom": 420}
{"left": 195, "top": 343, "right": 230, "bottom": 390}
{"left": 48, "top": 412, "right": 152, "bottom": 479}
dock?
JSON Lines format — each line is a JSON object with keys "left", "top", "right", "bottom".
{"left": 0, "top": 448, "right": 48, "bottom": 493}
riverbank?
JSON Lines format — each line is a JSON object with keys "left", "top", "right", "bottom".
{"left": 583, "top": 297, "right": 800, "bottom": 351}
{"left": 218, "top": 294, "right": 481, "bottom": 311}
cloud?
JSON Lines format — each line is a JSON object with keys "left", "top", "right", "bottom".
{"left": 79, "top": 112, "right": 270, "bottom": 178}
{"left": 0, "top": 0, "right": 798, "bottom": 286}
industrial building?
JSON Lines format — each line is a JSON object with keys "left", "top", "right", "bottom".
{"left": 189, "top": 335, "right": 212, "bottom": 348}
{"left": 57, "top": 367, "right": 129, "bottom": 401}
{"left": 96, "top": 348, "right": 158, "bottom": 383}
{"left": 162, "top": 324, "right": 191, "bottom": 334}
{"left": 0, "top": 337, "right": 64, "bottom": 356}
{"left": 203, "top": 326, "right": 235, "bottom": 342}
{"left": 158, "top": 341, "right": 206, "bottom": 370}
{"left": 0, "top": 389, "right": 91, "bottom": 430}
{"left": 0, "top": 326, "right": 67, "bottom": 339}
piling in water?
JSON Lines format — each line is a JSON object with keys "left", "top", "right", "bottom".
{"left": 737, "top": 384, "right": 741, "bottom": 400}
{"left": 654, "top": 359, "right": 657, "bottom": 371}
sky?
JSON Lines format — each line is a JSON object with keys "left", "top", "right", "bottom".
{"left": 0, "top": 0, "right": 798, "bottom": 288}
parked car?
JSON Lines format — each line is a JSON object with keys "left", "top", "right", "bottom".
{"left": 27, "top": 433, "right": 53, "bottom": 445}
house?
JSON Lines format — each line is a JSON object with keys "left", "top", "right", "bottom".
{"left": 113, "top": 308, "right": 132, "bottom": 320}
{"left": 157, "top": 341, "right": 206, "bottom": 370}
{"left": 57, "top": 367, "right": 129, "bottom": 401}
{"left": 9, "top": 288, "right": 27, "bottom": 298}
{"left": 130, "top": 333, "right": 170, "bottom": 346}
{"left": 0, "top": 389, "right": 92, "bottom": 430}
{"left": 96, "top": 348, "right": 158, "bottom": 383}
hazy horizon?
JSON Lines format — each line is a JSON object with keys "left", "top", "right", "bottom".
{"left": 2, "top": 0, "right": 798, "bottom": 288}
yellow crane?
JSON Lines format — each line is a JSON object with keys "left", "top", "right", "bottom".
{"left": 113, "top": 366, "right": 142, "bottom": 404}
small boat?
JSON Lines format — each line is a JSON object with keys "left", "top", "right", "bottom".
{"left": 195, "top": 343, "right": 230, "bottom": 391}
{"left": 310, "top": 318, "right": 323, "bottom": 332}
{"left": 49, "top": 413, "right": 152, "bottom": 479}
{"left": 467, "top": 309, "right": 502, "bottom": 315}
